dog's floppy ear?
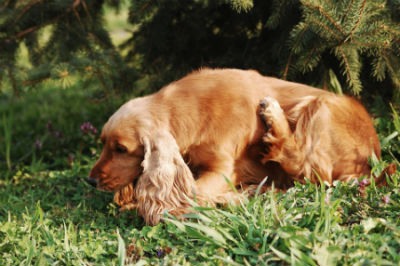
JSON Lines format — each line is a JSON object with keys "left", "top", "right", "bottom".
{"left": 135, "top": 130, "right": 196, "bottom": 225}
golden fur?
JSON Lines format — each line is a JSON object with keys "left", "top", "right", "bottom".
{"left": 89, "top": 68, "right": 381, "bottom": 225}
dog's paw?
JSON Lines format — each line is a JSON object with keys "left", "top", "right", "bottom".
{"left": 259, "top": 97, "right": 284, "bottom": 126}
{"left": 259, "top": 96, "right": 290, "bottom": 146}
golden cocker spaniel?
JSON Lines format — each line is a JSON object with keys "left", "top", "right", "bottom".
{"left": 88, "top": 68, "right": 381, "bottom": 225}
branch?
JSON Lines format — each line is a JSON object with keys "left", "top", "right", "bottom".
{"left": 283, "top": 53, "right": 292, "bottom": 80}
{"left": 302, "top": 1, "right": 346, "bottom": 37}
{"left": 284, "top": 23, "right": 310, "bottom": 79}
{"left": 307, "top": 17, "right": 342, "bottom": 42}
{"left": 341, "top": 0, "right": 355, "bottom": 23}
{"left": 334, "top": 45, "right": 362, "bottom": 94}
{"left": 344, "top": 0, "right": 367, "bottom": 43}
{"left": 6, "top": 0, "right": 86, "bottom": 41}
{"left": 383, "top": 54, "right": 400, "bottom": 88}
{"left": 15, "top": 0, "right": 43, "bottom": 23}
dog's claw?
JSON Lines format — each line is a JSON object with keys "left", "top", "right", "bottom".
{"left": 260, "top": 97, "right": 271, "bottom": 109}
{"left": 259, "top": 98, "right": 268, "bottom": 109}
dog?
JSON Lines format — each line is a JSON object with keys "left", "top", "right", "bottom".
{"left": 87, "top": 68, "right": 381, "bottom": 225}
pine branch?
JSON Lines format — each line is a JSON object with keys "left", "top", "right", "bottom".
{"left": 129, "top": 0, "right": 157, "bottom": 24}
{"left": 6, "top": 0, "right": 88, "bottom": 41}
{"left": 341, "top": 0, "right": 355, "bottom": 23}
{"left": 289, "top": 22, "right": 310, "bottom": 54}
{"left": 228, "top": 0, "right": 254, "bottom": 13}
{"left": 372, "top": 55, "right": 386, "bottom": 81}
{"left": 265, "top": 0, "right": 283, "bottom": 29}
{"left": 296, "top": 47, "right": 323, "bottom": 73}
{"left": 301, "top": 0, "right": 346, "bottom": 37}
{"left": 283, "top": 53, "right": 292, "bottom": 80}
{"left": 266, "top": 0, "right": 297, "bottom": 29}
{"left": 383, "top": 53, "right": 400, "bottom": 89}
{"left": 14, "top": 0, "right": 43, "bottom": 23}
{"left": 307, "top": 17, "right": 342, "bottom": 42}
{"left": 344, "top": 0, "right": 366, "bottom": 42}
{"left": 334, "top": 45, "right": 362, "bottom": 94}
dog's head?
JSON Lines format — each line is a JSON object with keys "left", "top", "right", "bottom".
{"left": 87, "top": 98, "right": 195, "bottom": 224}
{"left": 88, "top": 117, "right": 144, "bottom": 192}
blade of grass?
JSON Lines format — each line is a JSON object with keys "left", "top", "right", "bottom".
{"left": 2, "top": 112, "right": 13, "bottom": 172}
{"left": 117, "top": 229, "right": 126, "bottom": 266}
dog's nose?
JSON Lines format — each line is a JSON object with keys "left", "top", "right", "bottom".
{"left": 86, "top": 177, "right": 98, "bottom": 187}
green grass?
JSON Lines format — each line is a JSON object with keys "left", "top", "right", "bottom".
{"left": 0, "top": 80, "right": 128, "bottom": 173}
{"left": 1, "top": 80, "right": 399, "bottom": 265}
{"left": 1, "top": 164, "right": 399, "bottom": 265}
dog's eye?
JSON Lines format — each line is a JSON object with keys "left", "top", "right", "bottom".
{"left": 115, "top": 144, "right": 128, "bottom": 154}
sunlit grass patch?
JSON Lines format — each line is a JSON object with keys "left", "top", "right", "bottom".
{"left": 2, "top": 162, "right": 398, "bottom": 265}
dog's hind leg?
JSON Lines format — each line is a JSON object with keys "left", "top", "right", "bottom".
{"left": 259, "top": 96, "right": 336, "bottom": 183}
{"left": 258, "top": 97, "right": 310, "bottom": 182}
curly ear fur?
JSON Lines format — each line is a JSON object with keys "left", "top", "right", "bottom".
{"left": 135, "top": 131, "right": 196, "bottom": 225}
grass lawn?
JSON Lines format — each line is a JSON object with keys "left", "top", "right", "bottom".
{"left": 1, "top": 162, "right": 399, "bottom": 265}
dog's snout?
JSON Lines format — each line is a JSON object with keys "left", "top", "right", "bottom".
{"left": 86, "top": 177, "right": 98, "bottom": 187}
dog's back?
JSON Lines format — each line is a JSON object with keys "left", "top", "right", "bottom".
{"left": 152, "top": 68, "right": 380, "bottom": 186}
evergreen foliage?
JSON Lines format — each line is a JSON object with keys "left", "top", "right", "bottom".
{"left": 1, "top": 0, "right": 400, "bottom": 100}
{"left": 0, "top": 0, "right": 134, "bottom": 95}
{"left": 126, "top": 0, "right": 400, "bottom": 98}
{"left": 286, "top": 0, "right": 400, "bottom": 95}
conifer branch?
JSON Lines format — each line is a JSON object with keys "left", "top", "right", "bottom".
{"left": 7, "top": 0, "right": 87, "bottom": 41}
{"left": 81, "top": 0, "right": 91, "bottom": 21}
{"left": 302, "top": 48, "right": 321, "bottom": 72}
{"left": 383, "top": 54, "right": 400, "bottom": 88}
{"left": 15, "top": 0, "right": 42, "bottom": 23}
{"left": 13, "top": 15, "right": 57, "bottom": 40}
{"left": 334, "top": 45, "right": 362, "bottom": 94}
{"left": 283, "top": 53, "right": 292, "bottom": 80}
{"left": 72, "top": 0, "right": 92, "bottom": 26}
{"left": 344, "top": 0, "right": 366, "bottom": 43}
{"left": 351, "top": 41, "right": 382, "bottom": 49}
{"left": 72, "top": 1, "right": 83, "bottom": 26}
{"left": 372, "top": 55, "right": 386, "bottom": 81}
{"left": 289, "top": 22, "right": 313, "bottom": 54}
{"left": 301, "top": 1, "right": 345, "bottom": 37}
{"left": 341, "top": 0, "right": 355, "bottom": 23}
{"left": 307, "top": 18, "right": 342, "bottom": 41}
{"left": 285, "top": 22, "right": 309, "bottom": 78}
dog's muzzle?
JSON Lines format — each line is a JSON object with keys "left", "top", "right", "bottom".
{"left": 86, "top": 177, "right": 98, "bottom": 188}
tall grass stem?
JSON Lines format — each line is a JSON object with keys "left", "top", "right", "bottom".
{"left": 2, "top": 112, "right": 13, "bottom": 172}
